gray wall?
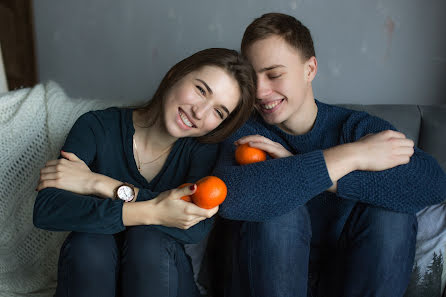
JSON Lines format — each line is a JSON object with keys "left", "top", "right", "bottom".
{"left": 33, "top": 0, "right": 446, "bottom": 104}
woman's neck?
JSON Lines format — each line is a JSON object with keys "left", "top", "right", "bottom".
{"left": 133, "top": 109, "right": 177, "bottom": 152}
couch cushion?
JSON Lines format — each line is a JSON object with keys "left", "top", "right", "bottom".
{"left": 419, "top": 105, "right": 446, "bottom": 172}
{"left": 338, "top": 104, "right": 421, "bottom": 145}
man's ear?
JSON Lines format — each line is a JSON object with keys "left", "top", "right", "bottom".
{"left": 305, "top": 56, "right": 317, "bottom": 83}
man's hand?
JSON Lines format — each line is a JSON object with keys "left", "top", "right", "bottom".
{"left": 355, "top": 130, "right": 415, "bottom": 171}
{"left": 235, "top": 134, "right": 293, "bottom": 159}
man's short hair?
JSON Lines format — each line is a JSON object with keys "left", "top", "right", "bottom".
{"left": 241, "top": 13, "right": 316, "bottom": 60}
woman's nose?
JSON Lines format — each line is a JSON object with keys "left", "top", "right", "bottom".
{"left": 192, "top": 102, "right": 212, "bottom": 120}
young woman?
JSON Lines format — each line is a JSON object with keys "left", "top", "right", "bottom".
{"left": 33, "top": 48, "right": 256, "bottom": 297}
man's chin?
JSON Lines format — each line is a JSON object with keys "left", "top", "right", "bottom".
{"left": 258, "top": 112, "right": 282, "bottom": 126}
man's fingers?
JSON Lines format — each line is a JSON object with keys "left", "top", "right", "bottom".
{"left": 400, "top": 138, "right": 415, "bottom": 148}
{"left": 382, "top": 130, "right": 406, "bottom": 139}
{"left": 235, "top": 135, "right": 274, "bottom": 145}
{"left": 396, "top": 147, "right": 415, "bottom": 157}
{"left": 247, "top": 142, "right": 276, "bottom": 155}
{"left": 390, "top": 138, "right": 415, "bottom": 148}
{"left": 394, "top": 155, "right": 411, "bottom": 165}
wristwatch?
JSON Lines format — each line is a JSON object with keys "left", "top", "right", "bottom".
{"left": 114, "top": 183, "right": 135, "bottom": 202}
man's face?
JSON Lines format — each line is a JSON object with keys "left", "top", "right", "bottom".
{"left": 245, "top": 35, "right": 314, "bottom": 127}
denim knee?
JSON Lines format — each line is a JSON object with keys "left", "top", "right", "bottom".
{"left": 348, "top": 204, "right": 418, "bottom": 256}
{"left": 122, "top": 225, "right": 178, "bottom": 270}
{"left": 60, "top": 232, "right": 118, "bottom": 274}
{"left": 242, "top": 204, "right": 312, "bottom": 242}
{"left": 56, "top": 232, "right": 118, "bottom": 297}
{"left": 120, "top": 226, "right": 198, "bottom": 297}
{"left": 238, "top": 205, "right": 312, "bottom": 297}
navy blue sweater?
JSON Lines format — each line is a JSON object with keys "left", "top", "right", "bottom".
{"left": 213, "top": 100, "right": 446, "bottom": 245}
{"left": 33, "top": 107, "right": 219, "bottom": 244}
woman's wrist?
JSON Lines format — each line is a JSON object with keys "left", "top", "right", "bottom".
{"left": 122, "top": 199, "right": 159, "bottom": 226}
{"left": 91, "top": 173, "right": 122, "bottom": 198}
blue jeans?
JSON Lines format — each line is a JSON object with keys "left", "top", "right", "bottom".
{"left": 227, "top": 205, "right": 312, "bottom": 297}
{"left": 55, "top": 226, "right": 200, "bottom": 297}
{"left": 228, "top": 203, "right": 417, "bottom": 297}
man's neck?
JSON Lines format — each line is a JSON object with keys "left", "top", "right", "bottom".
{"left": 277, "top": 97, "right": 318, "bottom": 136}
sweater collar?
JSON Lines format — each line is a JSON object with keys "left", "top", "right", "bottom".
{"left": 268, "top": 99, "right": 328, "bottom": 148}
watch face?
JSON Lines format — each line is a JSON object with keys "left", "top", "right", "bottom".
{"left": 117, "top": 185, "right": 134, "bottom": 202}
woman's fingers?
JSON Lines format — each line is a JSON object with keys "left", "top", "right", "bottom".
{"left": 184, "top": 203, "right": 218, "bottom": 218}
{"left": 44, "top": 159, "right": 60, "bottom": 167}
{"left": 174, "top": 184, "right": 196, "bottom": 199}
{"left": 40, "top": 166, "right": 58, "bottom": 174}
{"left": 61, "top": 150, "right": 82, "bottom": 161}
{"left": 36, "top": 180, "right": 57, "bottom": 191}
{"left": 39, "top": 172, "right": 59, "bottom": 181}
{"left": 184, "top": 216, "right": 208, "bottom": 229}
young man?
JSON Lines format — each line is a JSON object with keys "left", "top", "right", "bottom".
{"left": 213, "top": 13, "right": 446, "bottom": 297}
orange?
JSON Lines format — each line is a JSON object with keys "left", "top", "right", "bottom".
{"left": 235, "top": 143, "right": 267, "bottom": 165}
{"left": 191, "top": 176, "right": 227, "bottom": 209}
{"left": 178, "top": 183, "right": 193, "bottom": 202}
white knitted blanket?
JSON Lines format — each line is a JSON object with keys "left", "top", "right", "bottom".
{"left": 0, "top": 82, "right": 133, "bottom": 296}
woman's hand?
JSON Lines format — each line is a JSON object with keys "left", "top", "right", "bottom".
{"left": 36, "top": 151, "right": 96, "bottom": 194}
{"left": 235, "top": 134, "right": 293, "bottom": 159}
{"left": 124, "top": 185, "right": 219, "bottom": 229}
{"left": 355, "top": 130, "right": 415, "bottom": 171}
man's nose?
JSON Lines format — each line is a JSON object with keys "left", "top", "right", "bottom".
{"left": 256, "top": 77, "right": 272, "bottom": 99}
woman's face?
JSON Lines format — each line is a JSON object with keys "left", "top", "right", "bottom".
{"left": 163, "top": 66, "right": 240, "bottom": 138}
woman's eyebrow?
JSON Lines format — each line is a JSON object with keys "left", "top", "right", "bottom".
{"left": 195, "top": 79, "right": 213, "bottom": 95}
{"left": 219, "top": 104, "right": 230, "bottom": 116}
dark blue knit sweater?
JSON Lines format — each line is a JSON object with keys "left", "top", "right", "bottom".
{"left": 213, "top": 100, "right": 446, "bottom": 245}
{"left": 33, "top": 107, "right": 218, "bottom": 244}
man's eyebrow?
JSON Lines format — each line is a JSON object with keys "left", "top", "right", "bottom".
{"left": 195, "top": 79, "right": 213, "bottom": 95}
{"left": 258, "top": 64, "right": 286, "bottom": 73}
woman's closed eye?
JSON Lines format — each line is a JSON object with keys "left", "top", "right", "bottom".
{"left": 215, "top": 108, "right": 224, "bottom": 119}
{"left": 196, "top": 85, "right": 206, "bottom": 96}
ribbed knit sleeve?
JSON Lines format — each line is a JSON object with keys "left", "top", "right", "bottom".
{"left": 337, "top": 112, "right": 446, "bottom": 213}
{"left": 33, "top": 111, "right": 125, "bottom": 234}
{"left": 213, "top": 124, "right": 333, "bottom": 222}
